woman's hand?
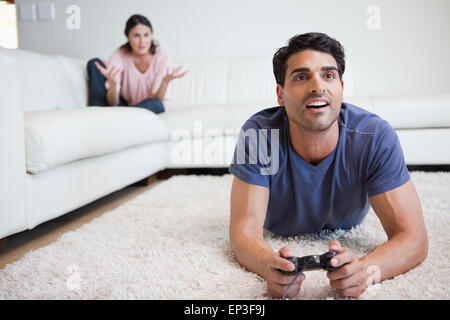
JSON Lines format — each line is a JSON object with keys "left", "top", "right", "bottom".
{"left": 162, "top": 66, "right": 188, "bottom": 84}
{"left": 95, "top": 61, "right": 122, "bottom": 106}
{"left": 95, "top": 61, "right": 122, "bottom": 88}
{"left": 151, "top": 66, "right": 188, "bottom": 101}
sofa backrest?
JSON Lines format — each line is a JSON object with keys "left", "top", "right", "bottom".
{"left": 168, "top": 55, "right": 278, "bottom": 110}
{"left": 2, "top": 48, "right": 278, "bottom": 112}
{"left": 0, "top": 48, "right": 88, "bottom": 111}
{"left": 2, "top": 48, "right": 449, "bottom": 130}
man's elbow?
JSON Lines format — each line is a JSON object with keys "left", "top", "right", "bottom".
{"left": 229, "top": 231, "right": 239, "bottom": 258}
{"left": 229, "top": 228, "right": 245, "bottom": 262}
{"left": 418, "top": 233, "right": 429, "bottom": 263}
{"left": 412, "top": 230, "right": 428, "bottom": 266}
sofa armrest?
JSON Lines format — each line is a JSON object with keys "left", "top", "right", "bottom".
{"left": 0, "top": 51, "right": 28, "bottom": 239}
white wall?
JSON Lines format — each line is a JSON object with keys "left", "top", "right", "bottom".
{"left": 15, "top": 0, "right": 450, "bottom": 97}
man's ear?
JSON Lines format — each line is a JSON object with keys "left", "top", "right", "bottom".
{"left": 276, "top": 84, "right": 284, "bottom": 106}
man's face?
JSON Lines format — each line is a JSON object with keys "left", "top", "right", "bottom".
{"left": 277, "top": 49, "right": 344, "bottom": 133}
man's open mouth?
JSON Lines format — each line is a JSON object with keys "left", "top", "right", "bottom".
{"left": 305, "top": 101, "right": 329, "bottom": 109}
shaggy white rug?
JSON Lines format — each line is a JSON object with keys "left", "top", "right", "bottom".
{"left": 0, "top": 172, "right": 449, "bottom": 300}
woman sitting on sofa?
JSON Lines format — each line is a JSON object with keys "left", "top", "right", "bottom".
{"left": 87, "top": 14, "right": 187, "bottom": 114}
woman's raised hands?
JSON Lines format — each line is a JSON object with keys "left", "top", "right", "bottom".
{"left": 95, "top": 61, "right": 122, "bottom": 88}
{"left": 162, "top": 66, "right": 188, "bottom": 84}
{"left": 149, "top": 66, "right": 188, "bottom": 101}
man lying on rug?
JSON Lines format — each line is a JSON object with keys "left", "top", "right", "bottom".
{"left": 228, "top": 32, "right": 428, "bottom": 299}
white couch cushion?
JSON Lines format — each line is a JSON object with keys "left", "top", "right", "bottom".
{"left": 25, "top": 107, "right": 168, "bottom": 174}
{"left": 397, "top": 128, "right": 450, "bottom": 165}
{"left": 159, "top": 104, "right": 227, "bottom": 139}
{"left": 159, "top": 102, "right": 275, "bottom": 142}
{"left": 224, "top": 102, "right": 275, "bottom": 134}
{"left": 27, "top": 142, "right": 166, "bottom": 229}
{"left": 370, "top": 94, "right": 450, "bottom": 129}
{"left": 55, "top": 55, "right": 89, "bottom": 108}
{"left": 166, "top": 57, "right": 229, "bottom": 110}
{"left": 227, "top": 56, "right": 278, "bottom": 105}
{"left": 0, "top": 49, "right": 87, "bottom": 111}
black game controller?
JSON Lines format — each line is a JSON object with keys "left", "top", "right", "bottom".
{"left": 280, "top": 251, "right": 339, "bottom": 275}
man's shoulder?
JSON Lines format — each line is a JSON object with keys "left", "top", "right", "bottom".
{"left": 340, "top": 102, "right": 392, "bottom": 136}
{"left": 340, "top": 102, "right": 402, "bottom": 162}
{"left": 242, "top": 106, "right": 287, "bottom": 130}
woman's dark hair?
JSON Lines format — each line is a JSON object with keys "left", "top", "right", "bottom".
{"left": 120, "top": 14, "right": 158, "bottom": 54}
{"left": 273, "top": 32, "right": 345, "bottom": 87}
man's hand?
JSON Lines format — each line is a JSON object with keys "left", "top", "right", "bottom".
{"left": 265, "top": 245, "right": 306, "bottom": 299}
{"left": 326, "top": 240, "right": 370, "bottom": 298}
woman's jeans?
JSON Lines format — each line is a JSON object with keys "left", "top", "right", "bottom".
{"left": 86, "top": 58, "right": 165, "bottom": 114}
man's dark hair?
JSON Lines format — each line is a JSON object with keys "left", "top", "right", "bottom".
{"left": 273, "top": 32, "right": 346, "bottom": 87}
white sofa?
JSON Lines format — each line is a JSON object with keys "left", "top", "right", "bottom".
{"left": 1, "top": 48, "right": 450, "bottom": 242}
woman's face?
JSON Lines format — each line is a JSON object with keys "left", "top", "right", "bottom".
{"left": 127, "top": 23, "right": 153, "bottom": 56}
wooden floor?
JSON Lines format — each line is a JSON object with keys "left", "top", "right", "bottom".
{"left": 0, "top": 180, "right": 161, "bottom": 270}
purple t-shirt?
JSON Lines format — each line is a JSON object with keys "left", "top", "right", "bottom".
{"left": 229, "top": 103, "right": 410, "bottom": 236}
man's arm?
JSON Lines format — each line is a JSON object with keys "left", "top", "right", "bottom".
{"left": 327, "top": 179, "right": 428, "bottom": 297}
{"left": 363, "top": 178, "right": 428, "bottom": 279}
{"left": 230, "top": 176, "right": 272, "bottom": 276}
{"left": 229, "top": 176, "right": 304, "bottom": 298}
